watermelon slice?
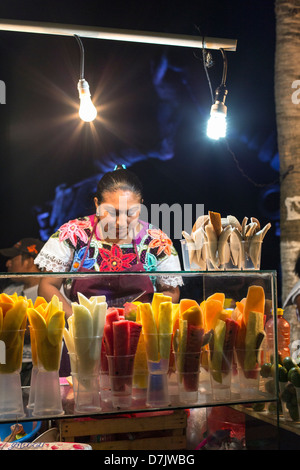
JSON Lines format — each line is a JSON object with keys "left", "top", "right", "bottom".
{"left": 128, "top": 321, "right": 142, "bottom": 356}
{"left": 103, "top": 309, "right": 120, "bottom": 355}
{"left": 124, "top": 302, "right": 138, "bottom": 321}
{"left": 100, "top": 338, "right": 108, "bottom": 372}
{"left": 113, "top": 320, "right": 129, "bottom": 356}
{"left": 182, "top": 325, "right": 204, "bottom": 391}
{"left": 221, "top": 318, "right": 239, "bottom": 374}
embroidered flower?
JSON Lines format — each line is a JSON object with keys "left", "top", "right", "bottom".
{"left": 99, "top": 245, "right": 136, "bottom": 271}
{"left": 71, "top": 246, "right": 96, "bottom": 272}
{"left": 59, "top": 219, "right": 90, "bottom": 247}
{"left": 144, "top": 252, "right": 157, "bottom": 271}
{"left": 148, "top": 229, "right": 172, "bottom": 256}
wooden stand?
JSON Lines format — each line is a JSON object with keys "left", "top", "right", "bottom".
{"left": 58, "top": 409, "right": 187, "bottom": 450}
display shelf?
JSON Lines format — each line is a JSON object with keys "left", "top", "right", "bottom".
{"left": 8, "top": 375, "right": 278, "bottom": 425}
{"left": 0, "top": 269, "right": 279, "bottom": 446}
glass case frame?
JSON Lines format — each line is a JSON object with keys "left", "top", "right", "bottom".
{"left": 0, "top": 269, "right": 278, "bottom": 423}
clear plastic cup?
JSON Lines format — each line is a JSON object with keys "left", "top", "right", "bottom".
{"left": 0, "top": 371, "right": 25, "bottom": 419}
{"left": 32, "top": 369, "right": 64, "bottom": 417}
{"left": 175, "top": 352, "right": 201, "bottom": 404}
{"left": 72, "top": 373, "right": 102, "bottom": 414}
{"left": 107, "top": 355, "right": 135, "bottom": 408}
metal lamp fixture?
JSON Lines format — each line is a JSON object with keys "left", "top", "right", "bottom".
{"left": 207, "top": 48, "right": 228, "bottom": 140}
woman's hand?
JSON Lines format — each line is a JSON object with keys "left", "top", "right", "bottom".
{"left": 38, "top": 275, "right": 73, "bottom": 318}
{"left": 157, "top": 284, "right": 180, "bottom": 303}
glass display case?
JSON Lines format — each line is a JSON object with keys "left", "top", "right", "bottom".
{"left": 0, "top": 269, "right": 279, "bottom": 427}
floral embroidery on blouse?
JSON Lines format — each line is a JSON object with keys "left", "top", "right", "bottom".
{"left": 144, "top": 252, "right": 157, "bottom": 271}
{"left": 72, "top": 246, "right": 96, "bottom": 271}
{"left": 35, "top": 217, "right": 182, "bottom": 285}
{"left": 59, "top": 218, "right": 90, "bottom": 248}
{"left": 148, "top": 229, "right": 173, "bottom": 256}
{"left": 98, "top": 244, "right": 137, "bottom": 271}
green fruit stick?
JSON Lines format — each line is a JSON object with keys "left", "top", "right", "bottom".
{"left": 210, "top": 319, "right": 226, "bottom": 383}
{"left": 90, "top": 301, "right": 107, "bottom": 360}
{"left": 72, "top": 303, "right": 93, "bottom": 338}
{"left": 78, "top": 292, "right": 97, "bottom": 314}
{"left": 244, "top": 310, "right": 264, "bottom": 371}
{"left": 63, "top": 327, "right": 75, "bottom": 354}
{"left": 91, "top": 301, "right": 107, "bottom": 338}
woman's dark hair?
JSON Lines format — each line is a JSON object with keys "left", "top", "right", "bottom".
{"left": 95, "top": 167, "right": 143, "bottom": 203}
{"left": 295, "top": 254, "right": 300, "bottom": 278}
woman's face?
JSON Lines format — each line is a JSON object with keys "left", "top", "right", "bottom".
{"left": 95, "top": 189, "right": 142, "bottom": 241}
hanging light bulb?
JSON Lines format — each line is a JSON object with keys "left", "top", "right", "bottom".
{"left": 77, "top": 78, "right": 97, "bottom": 122}
{"left": 206, "top": 48, "right": 228, "bottom": 140}
{"left": 207, "top": 85, "right": 227, "bottom": 140}
{"left": 75, "top": 34, "right": 97, "bottom": 122}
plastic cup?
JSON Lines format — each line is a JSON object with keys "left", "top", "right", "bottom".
{"left": 238, "top": 367, "right": 261, "bottom": 398}
{"left": 32, "top": 369, "right": 64, "bottom": 417}
{"left": 74, "top": 336, "right": 102, "bottom": 377}
{"left": 146, "top": 373, "right": 170, "bottom": 407}
{"left": 209, "top": 349, "right": 233, "bottom": 401}
{"left": 100, "top": 370, "right": 111, "bottom": 403}
{"left": 0, "top": 329, "right": 26, "bottom": 419}
{"left": 107, "top": 355, "right": 135, "bottom": 408}
{"left": 0, "top": 372, "right": 25, "bottom": 419}
{"left": 180, "top": 239, "right": 204, "bottom": 271}
{"left": 205, "top": 240, "right": 262, "bottom": 271}
{"left": 27, "top": 365, "right": 39, "bottom": 410}
{"left": 72, "top": 373, "right": 102, "bottom": 414}
{"left": 146, "top": 357, "right": 170, "bottom": 407}
{"left": 210, "top": 368, "right": 232, "bottom": 401}
{"left": 235, "top": 349, "right": 261, "bottom": 398}
{"left": 175, "top": 352, "right": 201, "bottom": 404}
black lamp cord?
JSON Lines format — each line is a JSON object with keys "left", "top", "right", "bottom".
{"left": 74, "top": 34, "right": 85, "bottom": 80}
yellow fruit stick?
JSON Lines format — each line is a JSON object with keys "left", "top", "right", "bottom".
{"left": 206, "top": 292, "right": 225, "bottom": 308}
{"left": 243, "top": 285, "right": 265, "bottom": 325}
{"left": 0, "top": 306, "right": 3, "bottom": 332}
{"left": 27, "top": 308, "right": 47, "bottom": 344}
{"left": 182, "top": 304, "right": 204, "bottom": 328}
{"left": 47, "top": 310, "right": 65, "bottom": 346}
{"left": 179, "top": 298, "right": 199, "bottom": 315}
{"left": 3, "top": 299, "right": 28, "bottom": 331}
{"left": 152, "top": 292, "right": 172, "bottom": 328}
{"left": 140, "top": 303, "right": 159, "bottom": 362}
{"left": 204, "top": 299, "right": 223, "bottom": 331}
{"left": 158, "top": 301, "right": 173, "bottom": 360}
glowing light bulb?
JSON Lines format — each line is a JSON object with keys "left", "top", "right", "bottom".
{"left": 207, "top": 106, "right": 227, "bottom": 140}
{"left": 77, "top": 79, "right": 97, "bottom": 122}
{"left": 207, "top": 85, "right": 228, "bottom": 140}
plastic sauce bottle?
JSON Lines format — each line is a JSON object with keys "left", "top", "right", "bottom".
{"left": 265, "top": 308, "right": 290, "bottom": 362}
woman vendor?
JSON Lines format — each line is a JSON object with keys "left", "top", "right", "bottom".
{"left": 35, "top": 167, "right": 182, "bottom": 318}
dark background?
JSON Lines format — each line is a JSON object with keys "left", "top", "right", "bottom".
{"left": 0, "top": 1, "right": 280, "bottom": 292}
